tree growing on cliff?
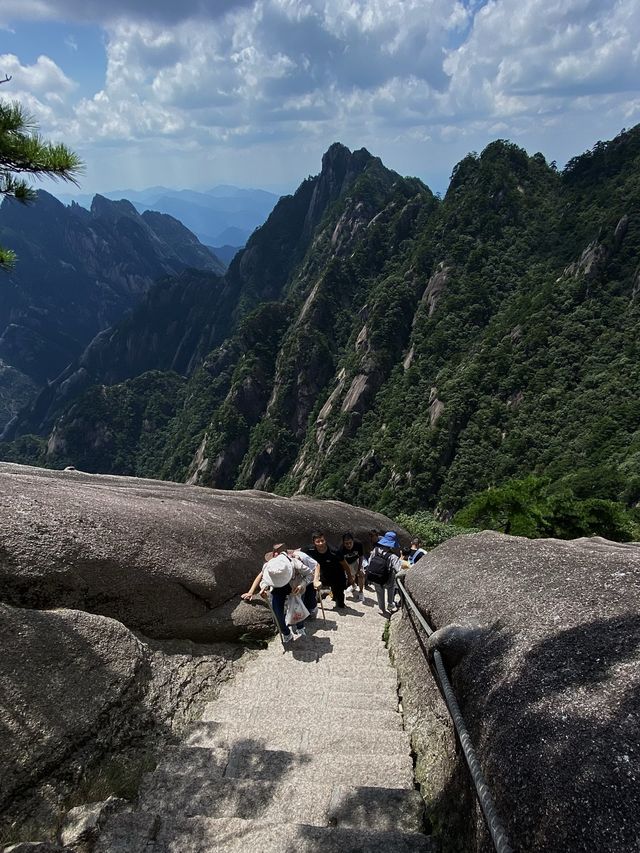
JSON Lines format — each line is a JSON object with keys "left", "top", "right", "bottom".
{"left": 0, "top": 96, "right": 82, "bottom": 269}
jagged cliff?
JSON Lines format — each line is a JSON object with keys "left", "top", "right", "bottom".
{"left": 3, "top": 130, "right": 640, "bottom": 519}
{"left": 0, "top": 191, "right": 224, "bottom": 431}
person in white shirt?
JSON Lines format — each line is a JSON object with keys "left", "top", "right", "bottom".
{"left": 241, "top": 542, "right": 320, "bottom": 643}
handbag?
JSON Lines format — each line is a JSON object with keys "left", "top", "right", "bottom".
{"left": 285, "top": 593, "right": 310, "bottom": 625}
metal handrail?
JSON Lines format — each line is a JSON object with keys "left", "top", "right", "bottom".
{"left": 395, "top": 576, "right": 514, "bottom": 853}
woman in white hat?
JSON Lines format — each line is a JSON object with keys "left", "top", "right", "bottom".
{"left": 259, "top": 552, "right": 317, "bottom": 643}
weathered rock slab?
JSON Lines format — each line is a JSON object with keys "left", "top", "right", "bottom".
{"left": 0, "top": 462, "right": 401, "bottom": 641}
{"left": 0, "top": 604, "right": 237, "bottom": 843}
{"left": 392, "top": 531, "right": 640, "bottom": 853}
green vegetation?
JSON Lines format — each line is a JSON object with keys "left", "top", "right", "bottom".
{"left": 45, "top": 372, "right": 186, "bottom": 476}
{"left": 3, "top": 129, "right": 640, "bottom": 543}
{"left": 0, "top": 97, "right": 82, "bottom": 268}
{"left": 395, "top": 510, "right": 478, "bottom": 549}
{"left": 454, "top": 475, "right": 640, "bottom": 541}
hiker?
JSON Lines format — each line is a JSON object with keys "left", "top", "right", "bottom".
{"left": 362, "top": 529, "right": 380, "bottom": 587}
{"left": 338, "top": 531, "right": 365, "bottom": 603}
{"left": 367, "top": 531, "right": 402, "bottom": 616}
{"left": 306, "top": 530, "right": 352, "bottom": 610}
{"left": 289, "top": 547, "right": 322, "bottom": 616}
{"left": 259, "top": 551, "right": 318, "bottom": 643}
{"left": 407, "top": 537, "right": 427, "bottom": 565}
{"left": 240, "top": 543, "right": 286, "bottom": 601}
{"left": 241, "top": 545, "right": 320, "bottom": 617}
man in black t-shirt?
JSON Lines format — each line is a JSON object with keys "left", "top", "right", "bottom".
{"left": 306, "top": 530, "right": 352, "bottom": 609}
{"left": 337, "top": 531, "right": 365, "bottom": 603}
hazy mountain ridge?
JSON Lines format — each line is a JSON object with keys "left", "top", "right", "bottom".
{"left": 3, "top": 130, "right": 640, "bottom": 527}
{"left": 2, "top": 144, "right": 379, "bottom": 444}
{"left": 57, "top": 184, "right": 280, "bottom": 247}
{"left": 0, "top": 191, "right": 224, "bottom": 432}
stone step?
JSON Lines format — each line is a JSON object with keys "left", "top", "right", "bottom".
{"left": 157, "top": 745, "right": 228, "bottom": 777}
{"left": 97, "top": 813, "right": 436, "bottom": 853}
{"left": 138, "top": 775, "right": 426, "bottom": 833}
{"left": 217, "top": 674, "right": 398, "bottom": 697}
{"left": 247, "top": 644, "right": 393, "bottom": 661}
{"left": 184, "top": 719, "right": 412, "bottom": 755}
{"left": 209, "top": 688, "right": 397, "bottom": 714}
{"left": 225, "top": 746, "right": 413, "bottom": 789}
{"left": 240, "top": 657, "right": 398, "bottom": 677}
{"left": 257, "top": 646, "right": 392, "bottom": 663}
{"left": 202, "top": 703, "right": 403, "bottom": 729}
{"left": 161, "top": 817, "right": 435, "bottom": 853}
{"left": 236, "top": 667, "right": 397, "bottom": 686}
{"left": 94, "top": 811, "right": 158, "bottom": 853}
{"left": 154, "top": 745, "right": 414, "bottom": 789}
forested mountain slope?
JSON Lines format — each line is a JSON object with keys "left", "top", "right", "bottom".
{"left": 2, "top": 130, "right": 639, "bottom": 529}
{"left": 0, "top": 191, "right": 223, "bottom": 431}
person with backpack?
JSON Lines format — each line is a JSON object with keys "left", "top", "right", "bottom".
{"left": 367, "top": 531, "right": 402, "bottom": 616}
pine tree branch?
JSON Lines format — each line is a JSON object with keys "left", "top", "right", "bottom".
{"left": 0, "top": 97, "right": 84, "bottom": 270}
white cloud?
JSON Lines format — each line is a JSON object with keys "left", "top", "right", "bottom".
{"left": 0, "top": 53, "right": 76, "bottom": 94}
{"left": 3, "top": 0, "right": 640, "bottom": 192}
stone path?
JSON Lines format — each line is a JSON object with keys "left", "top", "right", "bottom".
{"left": 95, "top": 593, "right": 436, "bottom": 852}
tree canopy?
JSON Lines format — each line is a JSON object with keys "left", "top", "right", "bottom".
{"left": 0, "top": 97, "right": 82, "bottom": 269}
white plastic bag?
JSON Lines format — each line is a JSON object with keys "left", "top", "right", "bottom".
{"left": 285, "top": 593, "right": 310, "bottom": 625}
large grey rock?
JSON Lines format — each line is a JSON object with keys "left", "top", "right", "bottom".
{"left": 0, "top": 462, "right": 401, "bottom": 641}
{"left": 391, "top": 531, "right": 640, "bottom": 853}
{"left": 0, "top": 604, "right": 237, "bottom": 842}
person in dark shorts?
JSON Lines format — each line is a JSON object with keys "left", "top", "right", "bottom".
{"left": 338, "top": 531, "right": 365, "bottom": 602}
{"left": 306, "top": 530, "right": 352, "bottom": 609}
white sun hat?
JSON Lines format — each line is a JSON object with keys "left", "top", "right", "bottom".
{"left": 262, "top": 553, "right": 293, "bottom": 588}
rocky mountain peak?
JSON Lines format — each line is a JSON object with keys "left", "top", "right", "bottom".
{"left": 90, "top": 193, "right": 139, "bottom": 220}
{"left": 303, "top": 143, "right": 378, "bottom": 237}
{"left": 320, "top": 142, "right": 373, "bottom": 183}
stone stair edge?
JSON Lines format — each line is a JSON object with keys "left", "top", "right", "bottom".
{"left": 96, "top": 811, "right": 437, "bottom": 853}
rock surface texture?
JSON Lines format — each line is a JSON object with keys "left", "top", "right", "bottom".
{"left": 0, "top": 462, "right": 401, "bottom": 641}
{"left": 391, "top": 531, "right": 640, "bottom": 853}
{"left": 94, "top": 593, "right": 435, "bottom": 853}
{"left": 0, "top": 603, "right": 239, "bottom": 842}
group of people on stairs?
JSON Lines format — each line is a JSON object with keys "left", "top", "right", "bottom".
{"left": 240, "top": 528, "right": 428, "bottom": 643}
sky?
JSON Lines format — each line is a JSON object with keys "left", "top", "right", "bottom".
{"left": 1, "top": 0, "right": 639, "bottom": 197}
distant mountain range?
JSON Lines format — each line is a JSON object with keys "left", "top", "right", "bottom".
{"left": 0, "top": 191, "right": 224, "bottom": 430}
{"left": 56, "top": 185, "right": 280, "bottom": 250}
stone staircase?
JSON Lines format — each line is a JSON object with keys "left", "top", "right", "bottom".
{"left": 95, "top": 594, "right": 436, "bottom": 852}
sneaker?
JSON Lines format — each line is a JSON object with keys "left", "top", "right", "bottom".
{"left": 282, "top": 632, "right": 293, "bottom": 643}
{"left": 358, "top": 592, "right": 365, "bottom": 603}
{"left": 296, "top": 626, "right": 307, "bottom": 637}
{"left": 378, "top": 608, "right": 386, "bottom": 616}
{"left": 308, "top": 607, "right": 318, "bottom": 618}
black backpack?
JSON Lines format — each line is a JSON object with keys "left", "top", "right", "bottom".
{"left": 367, "top": 548, "right": 392, "bottom": 585}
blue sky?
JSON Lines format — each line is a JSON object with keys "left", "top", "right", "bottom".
{"left": 1, "top": 0, "right": 639, "bottom": 197}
